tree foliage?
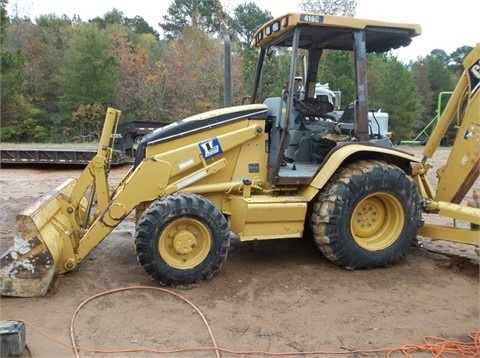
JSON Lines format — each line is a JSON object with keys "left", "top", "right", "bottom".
{"left": 90, "top": 9, "right": 159, "bottom": 39}
{"left": 409, "top": 47, "right": 461, "bottom": 142}
{"left": 1, "top": 40, "right": 26, "bottom": 128}
{"left": 367, "top": 54, "right": 422, "bottom": 141}
{"left": 411, "top": 60, "right": 434, "bottom": 124}
{"left": 231, "top": 2, "right": 272, "bottom": 47}
{"left": 7, "top": 17, "right": 67, "bottom": 117}
{"left": 107, "top": 25, "right": 166, "bottom": 121}
{"left": 66, "top": 103, "right": 106, "bottom": 142}
{"left": 0, "top": 2, "right": 472, "bottom": 144}
{"left": 58, "top": 23, "right": 117, "bottom": 116}
{"left": 0, "top": 15, "right": 46, "bottom": 139}
{"left": 420, "top": 51, "right": 455, "bottom": 115}
{"left": 229, "top": 2, "right": 273, "bottom": 98}
{"left": 164, "top": 26, "right": 231, "bottom": 118}
{"left": 448, "top": 45, "right": 473, "bottom": 75}
{"left": 299, "top": 0, "right": 357, "bottom": 16}
{"left": 160, "top": 0, "right": 227, "bottom": 40}
{"left": 319, "top": 50, "right": 355, "bottom": 104}
{"left": 0, "top": 0, "right": 9, "bottom": 42}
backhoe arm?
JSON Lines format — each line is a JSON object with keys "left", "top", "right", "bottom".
{"left": 423, "top": 44, "right": 480, "bottom": 203}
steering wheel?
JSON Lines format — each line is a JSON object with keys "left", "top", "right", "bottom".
{"left": 294, "top": 97, "right": 334, "bottom": 117}
{"left": 293, "top": 96, "right": 310, "bottom": 115}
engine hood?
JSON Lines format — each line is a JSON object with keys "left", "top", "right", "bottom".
{"left": 134, "top": 104, "right": 267, "bottom": 167}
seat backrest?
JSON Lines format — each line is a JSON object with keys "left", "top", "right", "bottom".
{"left": 263, "top": 97, "right": 297, "bottom": 130}
{"left": 338, "top": 106, "right": 355, "bottom": 123}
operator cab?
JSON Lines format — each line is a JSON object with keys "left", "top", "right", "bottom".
{"left": 249, "top": 13, "right": 420, "bottom": 184}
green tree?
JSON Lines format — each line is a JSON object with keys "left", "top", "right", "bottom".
{"left": 57, "top": 23, "right": 116, "bottom": 127}
{"left": 319, "top": 50, "right": 355, "bottom": 106}
{"left": 0, "top": 14, "right": 24, "bottom": 128}
{"left": 411, "top": 60, "right": 434, "bottom": 127}
{"left": 0, "top": 0, "right": 9, "bottom": 42}
{"left": 408, "top": 50, "right": 458, "bottom": 143}
{"left": 124, "top": 15, "right": 159, "bottom": 39}
{"left": 448, "top": 45, "right": 473, "bottom": 76}
{"left": 229, "top": 2, "right": 272, "bottom": 98}
{"left": 0, "top": 15, "right": 46, "bottom": 141}
{"left": 0, "top": 50, "right": 33, "bottom": 127}
{"left": 299, "top": 0, "right": 357, "bottom": 16}
{"left": 35, "top": 14, "right": 73, "bottom": 52}
{"left": 255, "top": 48, "right": 291, "bottom": 101}
{"left": 90, "top": 9, "right": 159, "bottom": 39}
{"left": 298, "top": 0, "right": 358, "bottom": 107}
{"left": 367, "top": 54, "right": 422, "bottom": 142}
{"left": 95, "top": 8, "right": 124, "bottom": 26}
{"left": 160, "top": 0, "right": 227, "bottom": 40}
{"left": 231, "top": 2, "right": 272, "bottom": 47}
{"left": 10, "top": 15, "right": 72, "bottom": 118}
{"left": 4, "top": 14, "right": 79, "bottom": 140}
{"left": 424, "top": 50, "right": 455, "bottom": 116}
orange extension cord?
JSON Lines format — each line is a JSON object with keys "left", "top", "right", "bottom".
{"left": 9, "top": 286, "right": 480, "bottom": 357}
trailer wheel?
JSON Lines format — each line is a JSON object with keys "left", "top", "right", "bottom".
{"left": 135, "top": 193, "right": 230, "bottom": 286}
{"left": 310, "top": 160, "right": 423, "bottom": 269}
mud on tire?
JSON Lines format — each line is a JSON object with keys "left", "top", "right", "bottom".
{"left": 310, "top": 159, "right": 423, "bottom": 269}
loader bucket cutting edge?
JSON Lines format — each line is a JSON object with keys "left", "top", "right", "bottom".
{"left": 0, "top": 178, "right": 82, "bottom": 297}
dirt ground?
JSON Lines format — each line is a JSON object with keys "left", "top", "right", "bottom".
{"left": 0, "top": 146, "right": 478, "bottom": 357}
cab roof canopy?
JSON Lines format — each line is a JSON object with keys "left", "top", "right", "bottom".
{"left": 253, "top": 13, "right": 421, "bottom": 53}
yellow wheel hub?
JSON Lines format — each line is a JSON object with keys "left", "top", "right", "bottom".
{"left": 159, "top": 219, "right": 211, "bottom": 269}
{"left": 351, "top": 192, "right": 404, "bottom": 251}
{"left": 173, "top": 230, "right": 197, "bottom": 254}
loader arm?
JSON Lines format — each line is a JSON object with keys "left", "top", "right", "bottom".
{"left": 61, "top": 108, "right": 121, "bottom": 239}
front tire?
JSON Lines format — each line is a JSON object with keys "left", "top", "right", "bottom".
{"left": 310, "top": 160, "right": 423, "bottom": 269}
{"left": 135, "top": 193, "right": 230, "bottom": 286}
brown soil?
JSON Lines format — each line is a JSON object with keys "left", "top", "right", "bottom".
{"left": 0, "top": 146, "right": 478, "bottom": 357}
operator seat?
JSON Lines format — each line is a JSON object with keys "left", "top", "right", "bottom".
{"left": 338, "top": 105, "right": 354, "bottom": 123}
{"left": 263, "top": 97, "right": 297, "bottom": 130}
{"left": 263, "top": 97, "right": 300, "bottom": 165}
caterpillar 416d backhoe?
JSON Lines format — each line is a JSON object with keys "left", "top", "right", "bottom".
{"left": 1, "top": 13, "right": 479, "bottom": 297}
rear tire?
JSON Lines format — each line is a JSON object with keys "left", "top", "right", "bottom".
{"left": 310, "top": 160, "right": 423, "bottom": 269}
{"left": 135, "top": 193, "right": 230, "bottom": 286}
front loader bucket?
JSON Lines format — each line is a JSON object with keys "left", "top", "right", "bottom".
{"left": 0, "top": 178, "right": 83, "bottom": 297}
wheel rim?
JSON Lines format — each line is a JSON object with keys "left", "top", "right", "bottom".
{"left": 134, "top": 135, "right": 143, "bottom": 145}
{"left": 350, "top": 192, "right": 404, "bottom": 251}
{"left": 159, "top": 218, "right": 211, "bottom": 269}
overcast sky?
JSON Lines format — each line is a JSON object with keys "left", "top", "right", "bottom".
{"left": 6, "top": 0, "right": 479, "bottom": 63}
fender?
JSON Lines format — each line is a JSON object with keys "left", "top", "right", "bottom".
{"left": 300, "top": 142, "right": 421, "bottom": 201}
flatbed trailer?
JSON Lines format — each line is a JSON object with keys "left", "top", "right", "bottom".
{"left": 0, "top": 143, "right": 127, "bottom": 165}
{"left": 0, "top": 120, "right": 169, "bottom": 166}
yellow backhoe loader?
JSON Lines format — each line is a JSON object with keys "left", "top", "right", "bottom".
{"left": 1, "top": 13, "right": 479, "bottom": 297}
